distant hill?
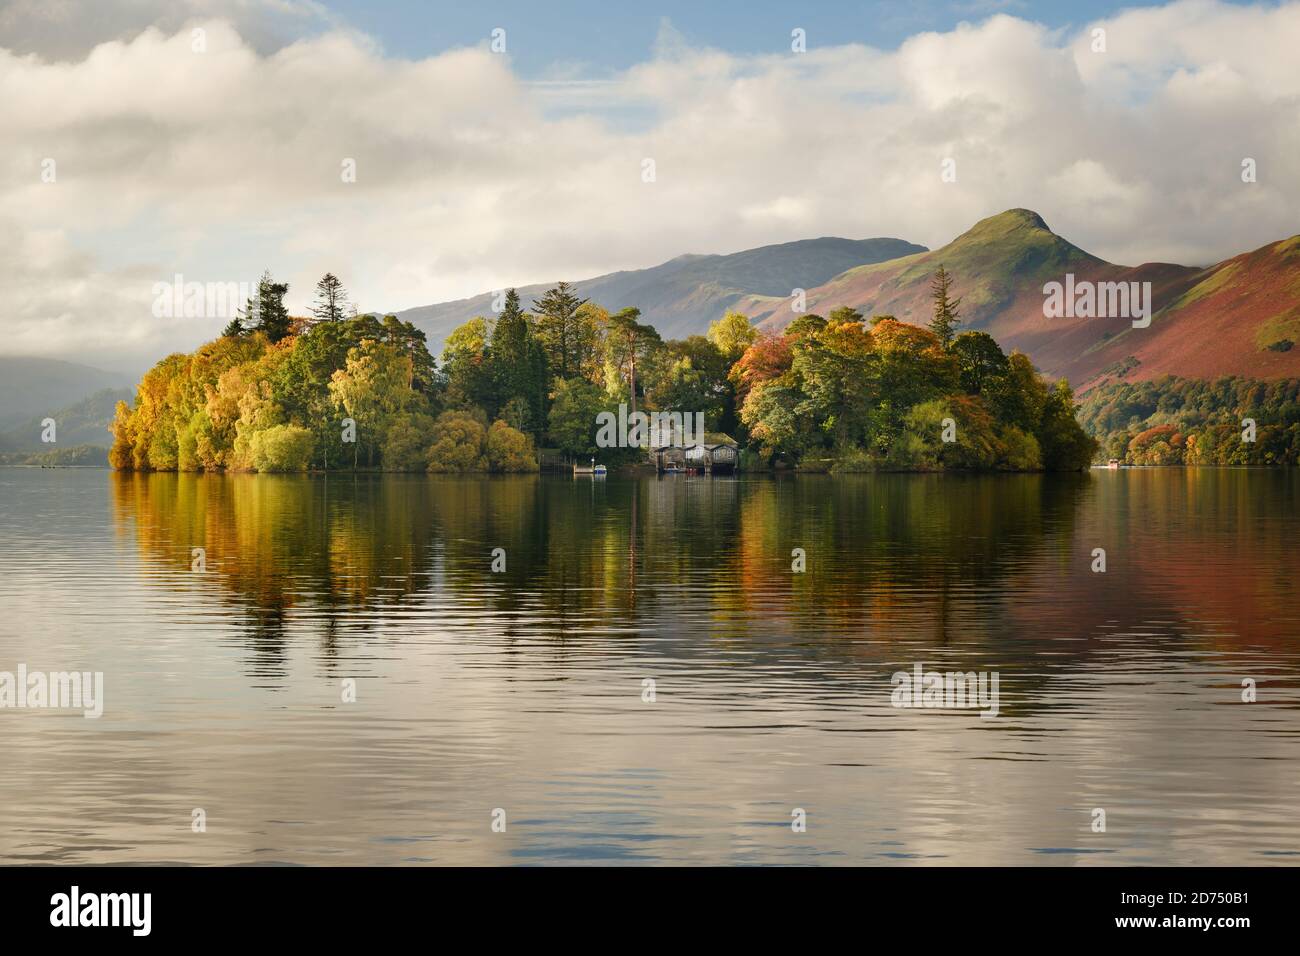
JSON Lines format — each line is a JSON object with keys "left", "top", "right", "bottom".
{"left": 395, "top": 235, "right": 927, "bottom": 357}
{"left": 0, "top": 386, "right": 131, "bottom": 453}
{"left": 735, "top": 209, "right": 1300, "bottom": 391}
{"left": 396, "top": 211, "right": 1300, "bottom": 390}
{"left": 0, "top": 444, "right": 109, "bottom": 467}
{"left": 0, "top": 357, "right": 132, "bottom": 433}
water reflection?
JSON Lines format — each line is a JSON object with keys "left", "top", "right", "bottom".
{"left": 108, "top": 471, "right": 1096, "bottom": 644}
{"left": 0, "top": 468, "right": 1294, "bottom": 864}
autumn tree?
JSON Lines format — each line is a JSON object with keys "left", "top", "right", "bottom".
{"left": 706, "top": 310, "right": 758, "bottom": 362}
{"left": 441, "top": 318, "right": 494, "bottom": 411}
{"left": 328, "top": 340, "right": 415, "bottom": 469}
{"left": 728, "top": 332, "right": 793, "bottom": 403}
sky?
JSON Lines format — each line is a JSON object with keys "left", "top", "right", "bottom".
{"left": 0, "top": 0, "right": 1296, "bottom": 369}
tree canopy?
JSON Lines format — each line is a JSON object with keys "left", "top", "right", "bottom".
{"left": 112, "top": 269, "right": 1113, "bottom": 474}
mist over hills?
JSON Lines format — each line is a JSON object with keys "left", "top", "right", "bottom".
{"left": 0, "top": 386, "right": 131, "bottom": 454}
{"left": 0, "top": 358, "right": 132, "bottom": 434}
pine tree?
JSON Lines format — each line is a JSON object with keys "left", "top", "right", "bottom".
{"left": 255, "top": 271, "right": 292, "bottom": 343}
{"left": 487, "top": 289, "right": 548, "bottom": 431}
{"left": 237, "top": 290, "right": 259, "bottom": 331}
{"left": 533, "top": 281, "right": 589, "bottom": 379}
{"left": 929, "top": 265, "right": 962, "bottom": 348}
{"left": 221, "top": 316, "right": 243, "bottom": 337}
{"left": 310, "top": 273, "right": 349, "bottom": 323}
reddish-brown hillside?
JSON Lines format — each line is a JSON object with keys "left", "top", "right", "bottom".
{"left": 737, "top": 209, "right": 1300, "bottom": 392}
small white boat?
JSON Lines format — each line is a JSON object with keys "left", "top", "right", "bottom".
{"left": 593, "top": 464, "right": 607, "bottom": 477}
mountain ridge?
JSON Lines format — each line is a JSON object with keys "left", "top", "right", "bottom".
{"left": 394, "top": 235, "right": 927, "bottom": 356}
{"left": 398, "top": 209, "right": 1300, "bottom": 389}
{"left": 736, "top": 209, "right": 1300, "bottom": 391}
{"left": 0, "top": 357, "right": 133, "bottom": 434}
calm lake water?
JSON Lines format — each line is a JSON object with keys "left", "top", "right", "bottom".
{"left": 1, "top": 467, "right": 1297, "bottom": 865}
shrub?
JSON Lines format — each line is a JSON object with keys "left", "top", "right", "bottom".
{"left": 426, "top": 411, "right": 488, "bottom": 472}
{"left": 830, "top": 447, "right": 876, "bottom": 473}
{"left": 248, "top": 424, "right": 314, "bottom": 472}
{"left": 486, "top": 420, "right": 539, "bottom": 472}
{"left": 998, "top": 426, "right": 1041, "bottom": 470}
{"left": 381, "top": 411, "right": 437, "bottom": 472}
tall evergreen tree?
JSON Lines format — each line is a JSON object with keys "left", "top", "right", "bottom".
{"left": 929, "top": 265, "right": 962, "bottom": 348}
{"left": 487, "top": 289, "right": 548, "bottom": 432}
{"left": 310, "top": 273, "right": 349, "bottom": 323}
{"left": 237, "top": 289, "right": 259, "bottom": 331}
{"left": 221, "top": 316, "right": 244, "bottom": 337}
{"left": 533, "top": 281, "right": 590, "bottom": 379}
{"left": 255, "top": 271, "right": 293, "bottom": 343}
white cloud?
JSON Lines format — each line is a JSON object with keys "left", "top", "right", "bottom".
{"left": 1, "top": 1, "right": 1298, "bottom": 365}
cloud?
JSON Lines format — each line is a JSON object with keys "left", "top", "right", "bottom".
{"left": 1, "top": 1, "right": 1298, "bottom": 365}
{"left": 0, "top": 0, "right": 337, "bottom": 60}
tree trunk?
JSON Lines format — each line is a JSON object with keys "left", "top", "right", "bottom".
{"left": 629, "top": 357, "right": 638, "bottom": 417}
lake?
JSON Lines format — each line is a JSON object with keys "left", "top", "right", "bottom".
{"left": 0, "top": 467, "right": 1297, "bottom": 865}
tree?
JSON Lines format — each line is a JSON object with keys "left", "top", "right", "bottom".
{"left": 605, "top": 307, "right": 661, "bottom": 415}
{"left": 486, "top": 420, "right": 539, "bottom": 472}
{"left": 248, "top": 424, "right": 314, "bottom": 472}
{"left": 729, "top": 332, "right": 793, "bottom": 403}
{"left": 788, "top": 310, "right": 877, "bottom": 450}
{"left": 109, "top": 312, "right": 442, "bottom": 474}
{"left": 534, "top": 281, "right": 591, "bottom": 378}
{"left": 310, "top": 273, "right": 349, "bottom": 323}
{"left": 237, "top": 290, "right": 259, "bottom": 332}
{"left": 255, "top": 271, "right": 293, "bottom": 343}
{"left": 707, "top": 311, "right": 758, "bottom": 362}
{"left": 426, "top": 410, "right": 488, "bottom": 472}
{"left": 1038, "top": 379, "right": 1098, "bottom": 470}
{"left": 826, "top": 306, "right": 865, "bottom": 326}
{"left": 740, "top": 381, "right": 804, "bottom": 463}
{"left": 487, "top": 289, "right": 548, "bottom": 431}
{"left": 547, "top": 377, "right": 606, "bottom": 458}
{"left": 573, "top": 301, "right": 610, "bottom": 382}
{"left": 649, "top": 335, "right": 731, "bottom": 430}
{"left": 378, "top": 314, "right": 438, "bottom": 396}
{"left": 951, "top": 331, "right": 1009, "bottom": 395}
{"left": 441, "top": 318, "right": 494, "bottom": 411}
{"left": 381, "top": 411, "right": 437, "bottom": 471}
{"left": 928, "top": 265, "right": 962, "bottom": 348}
{"left": 328, "top": 340, "right": 415, "bottom": 468}
{"left": 221, "top": 317, "right": 244, "bottom": 337}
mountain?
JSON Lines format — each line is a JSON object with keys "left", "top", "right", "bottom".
{"left": 0, "top": 357, "right": 132, "bottom": 433}
{"left": 735, "top": 209, "right": 1300, "bottom": 392}
{"left": 395, "top": 236, "right": 927, "bottom": 356}
{"left": 0, "top": 386, "right": 132, "bottom": 453}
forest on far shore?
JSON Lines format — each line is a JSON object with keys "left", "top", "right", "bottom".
{"left": 1078, "top": 375, "right": 1300, "bottom": 465}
